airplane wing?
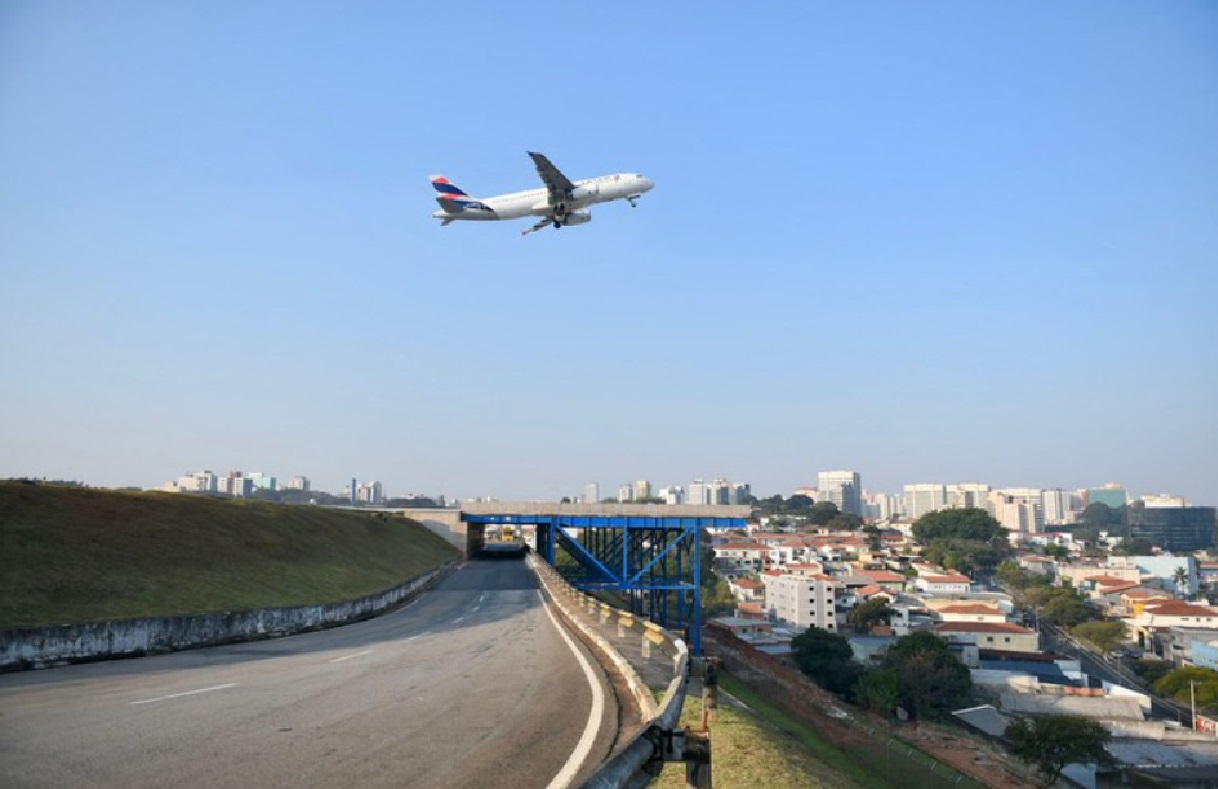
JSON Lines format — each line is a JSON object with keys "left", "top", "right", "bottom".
{"left": 527, "top": 151, "right": 575, "bottom": 206}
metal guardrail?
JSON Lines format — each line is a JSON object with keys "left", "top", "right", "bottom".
{"left": 527, "top": 555, "right": 694, "bottom": 789}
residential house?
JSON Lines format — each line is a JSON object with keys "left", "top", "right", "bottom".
{"left": 934, "top": 621, "right": 1040, "bottom": 653}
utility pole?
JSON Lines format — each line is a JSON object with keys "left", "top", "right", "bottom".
{"left": 1191, "top": 679, "right": 1199, "bottom": 729}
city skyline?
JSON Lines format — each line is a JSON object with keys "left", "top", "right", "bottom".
{"left": 2, "top": 4, "right": 1215, "bottom": 506}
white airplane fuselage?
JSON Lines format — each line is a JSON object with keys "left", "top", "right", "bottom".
{"left": 432, "top": 172, "right": 653, "bottom": 224}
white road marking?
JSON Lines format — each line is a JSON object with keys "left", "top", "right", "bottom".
{"left": 539, "top": 589, "right": 606, "bottom": 789}
{"left": 328, "top": 649, "right": 373, "bottom": 664}
{"left": 130, "top": 683, "right": 238, "bottom": 706}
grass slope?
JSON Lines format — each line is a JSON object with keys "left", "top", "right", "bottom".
{"left": 0, "top": 483, "right": 460, "bottom": 627}
{"left": 650, "top": 676, "right": 866, "bottom": 789}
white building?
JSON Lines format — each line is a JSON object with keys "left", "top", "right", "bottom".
{"left": 687, "top": 479, "right": 710, "bottom": 506}
{"left": 818, "top": 470, "right": 862, "bottom": 515}
{"left": 1141, "top": 494, "right": 1190, "bottom": 508}
{"left": 904, "top": 484, "right": 949, "bottom": 520}
{"left": 618, "top": 483, "right": 634, "bottom": 502}
{"left": 246, "top": 472, "right": 276, "bottom": 492}
{"left": 583, "top": 482, "right": 600, "bottom": 504}
{"left": 764, "top": 572, "right": 839, "bottom": 632}
{"left": 1042, "top": 488, "right": 1075, "bottom": 525}
{"left": 175, "top": 470, "right": 217, "bottom": 493}
{"left": 285, "top": 476, "right": 310, "bottom": 492}
{"left": 949, "top": 483, "right": 993, "bottom": 512}
{"left": 658, "top": 486, "right": 685, "bottom": 505}
{"left": 992, "top": 488, "right": 1045, "bottom": 537}
{"left": 635, "top": 480, "right": 652, "bottom": 500}
{"left": 357, "top": 480, "right": 384, "bottom": 505}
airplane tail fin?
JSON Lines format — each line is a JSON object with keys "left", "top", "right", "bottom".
{"left": 430, "top": 175, "right": 470, "bottom": 198}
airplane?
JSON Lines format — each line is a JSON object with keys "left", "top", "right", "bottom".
{"left": 431, "top": 151, "right": 654, "bottom": 237}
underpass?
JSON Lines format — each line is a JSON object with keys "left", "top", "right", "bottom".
{"left": 0, "top": 558, "right": 620, "bottom": 789}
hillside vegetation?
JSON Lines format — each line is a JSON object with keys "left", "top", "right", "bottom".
{"left": 0, "top": 482, "right": 459, "bottom": 627}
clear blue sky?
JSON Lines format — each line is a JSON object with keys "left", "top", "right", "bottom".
{"left": 2, "top": 2, "right": 1216, "bottom": 503}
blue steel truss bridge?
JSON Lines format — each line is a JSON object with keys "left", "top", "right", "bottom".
{"left": 461, "top": 503, "right": 749, "bottom": 653}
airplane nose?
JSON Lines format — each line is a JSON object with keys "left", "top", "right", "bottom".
{"left": 641, "top": 177, "right": 655, "bottom": 192}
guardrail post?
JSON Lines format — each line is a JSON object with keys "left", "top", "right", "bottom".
{"left": 701, "top": 658, "right": 719, "bottom": 729}
{"left": 684, "top": 730, "right": 712, "bottom": 789}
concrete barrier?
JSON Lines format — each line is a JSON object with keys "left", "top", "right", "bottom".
{"left": 527, "top": 556, "right": 689, "bottom": 789}
{"left": 0, "top": 562, "right": 457, "bottom": 672}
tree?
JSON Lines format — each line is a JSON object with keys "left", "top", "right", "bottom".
{"left": 791, "top": 626, "right": 862, "bottom": 697}
{"left": 854, "top": 669, "right": 900, "bottom": 715}
{"left": 1153, "top": 666, "right": 1218, "bottom": 712}
{"left": 1081, "top": 502, "right": 1120, "bottom": 527}
{"left": 850, "top": 597, "right": 894, "bottom": 633}
{"left": 1071, "top": 621, "right": 1127, "bottom": 654}
{"left": 827, "top": 512, "right": 864, "bottom": 530}
{"left": 1006, "top": 714, "right": 1115, "bottom": 788}
{"left": 1173, "top": 566, "right": 1191, "bottom": 596}
{"left": 880, "top": 631, "right": 972, "bottom": 721}
{"left": 1043, "top": 544, "right": 1069, "bottom": 561}
{"left": 1038, "top": 590, "right": 1094, "bottom": 628}
{"left": 808, "top": 501, "right": 840, "bottom": 526}
{"left": 912, "top": 508, "right": 1005, "bottom": 543}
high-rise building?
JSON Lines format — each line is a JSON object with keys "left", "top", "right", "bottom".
{"left": 618, "top": 483, "right": 634, "bottom": 503}
{"left": 949, "top": 484, "right": 992, "bottom": 512}
{"left": 817, "top": 470, "right": 861, "bottom": 515}
{"left": 904, "top": 484, "right": 949, "bottom": 520}
{"left": 863, "top": 491, "right": 902, "bottom": 520}
{"left": 992, "top": 488, "right": 1044, "bottom": 537}
{"left": 658, "top": 486, "right": 685, "bottom": 505}
{"left": 583, "top": 482, "right": 600, "bottom": 505}
{"left": 176, "top": 470, "right": 217, "bottom": 493}
{"left": 635, "top": 480, "right": 652, "bottom": 501}
{"left": 1086, "top": 484, "right": 1129, "bottom": 509}
{"left": 763, "top": 573, "right": 839, "bottom": 631}
{"left": 1141, "top": 494, "right": 1190, "bottom": 508}
{"left": 246, "top": 472, "right": 276, "bottom": 492}
{"left": 1127, "top": 506, "right": 1217, "bottom": 552}
{"left": 687, "top": 479, "right": 710, "bottom": 506}
{"left": 357, "top": 480, "right": 384, "bottom": 505}
{"left": 286, "top": 476, "right": 311, "bottom": 492}
{"left": 1042, "top": 488, "right": 1074, "bottom": 525}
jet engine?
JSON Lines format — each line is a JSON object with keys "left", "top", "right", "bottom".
{"left": 563, "top": 210, "right": 592, "bottom": 226}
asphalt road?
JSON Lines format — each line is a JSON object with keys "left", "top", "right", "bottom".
{"left": 0, "top": 557, "right": 619, "bottom": 789}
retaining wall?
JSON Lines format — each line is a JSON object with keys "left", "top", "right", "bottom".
{"left": 0, "top": 562, "right": 456, "bottom": 672}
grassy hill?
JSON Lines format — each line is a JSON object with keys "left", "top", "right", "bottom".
{"left": 0, "top": 482, "right": 460, "bottom": 628}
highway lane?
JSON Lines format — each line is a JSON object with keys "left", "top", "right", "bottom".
{"left": 0, "top": 557, "right": 619, "bottom": 789}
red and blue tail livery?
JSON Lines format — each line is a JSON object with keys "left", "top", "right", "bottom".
{"left": 430, "top": 175, "right": 469, "bottom": 197}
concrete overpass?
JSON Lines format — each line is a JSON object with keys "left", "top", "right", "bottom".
{"left": 364, "top": 502, "right": 752, "bottom": 557}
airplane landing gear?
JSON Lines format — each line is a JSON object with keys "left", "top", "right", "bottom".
{"left": 626, "top": 195, "right": 640, "bottom": 208}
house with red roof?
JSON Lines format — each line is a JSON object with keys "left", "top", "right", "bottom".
{"left": 729, "top": 576, "right": 765, "bottom": 604}
{"left": 859, "top": 569, "right": 907, "bottom": 592}
{"left": 936, "top": 603, "right": 1008, "bottom": 624}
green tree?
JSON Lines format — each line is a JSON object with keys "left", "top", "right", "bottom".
{"left": 1043, "top": 544, "right": 1069, "bottom": 561}
{"left": 1006, "top": 714, "right": 1115, "bottom": 788}
{"left": 791, "top": 626, "right": 862, "bottom": 697}
{"left": 880, "top": 631, "right": 971, "bottom": 721}
{"left": 1081, "top": 502, "right": 1121, "bottom": 527}
{"left": 912, "top": 508, "right": 1005, "bottom": 543}
{"left": 1038, "top": 590, "right": 1094, "bottom": 628}
{"left": 1071, "top": 621, "right": 1127, "bottom": 654}
{"left": 850, "top": 597, "right": 894, "bottom": 633}
{"left": 1173, "top": 566, "right": 1191, "bottom": 595}
{"left": 854, "top": 669, "right": 900, "bottom": 715}
{"left": 808, "top": 501, "right": 840, "bottom": 526}
{"left": 1153, "top": 666, "right": 1218, "bottom": 712}
{"left": 827, "top": 512, "right": 864, "bottom": 530}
